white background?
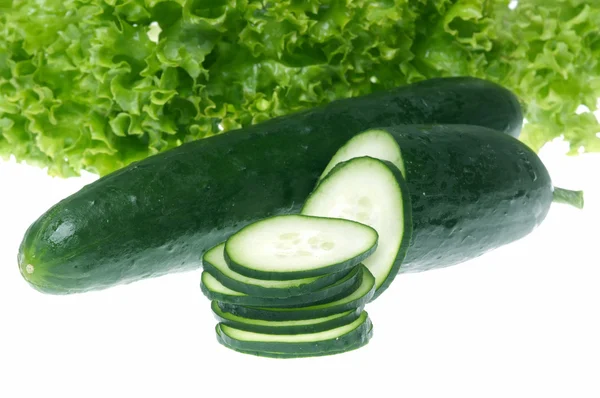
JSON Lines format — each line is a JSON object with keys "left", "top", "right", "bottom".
{"left": 0, "top": 139, "right": 598, "bottom": 398}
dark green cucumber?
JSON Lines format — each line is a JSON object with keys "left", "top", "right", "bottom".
{"left": 218, "top": 265, "right": 376, "bottom": 321}
{"left": 202, "top": 243, "right": 353, "bottom": 298}
{"left": 211, "top": 301, "right": 362, "bottom": 335}
{"left": 18, "top": 77, "right": 523, "bottom": 293}
{"left": 200, "top": 264, "right": 363, "bottom": 307}
{"left": 223, "top": 215, "right": 378, "bottom": 280}
{"left": 361, "top": 126, "right": 558, "bottom": 272}
{"left": 215, "top": 311, "right": 373, "bottom": 357}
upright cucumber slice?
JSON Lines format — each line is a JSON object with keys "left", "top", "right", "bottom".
{"left": 218, "top": 265, "right": 376, "bottom": 321}
{"left": 318, "top": 129, "right": 405, "bottom": 180}
{"left": 224, "top": 215, "right": 378, "bottom": 280}
{"left": 303, "top": 156, "right": 412, "bottom": 300}
{"left": 200, "top": 265, "right": 362, "bottom": 307}
{"left": 216, "top": 311, "right": 373, "bottom": 357}
{"left": 202, "top": 243, "right": 352, "bottom": 298}
{"left": 211, "top": 301, "right": 362, "bottom": 335}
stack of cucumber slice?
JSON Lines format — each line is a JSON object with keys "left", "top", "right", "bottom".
{"left": 200, "top": 130, "right": 413, "bottom": 358}
{"left": 201, "top": 216, "right": 378, "bottom": 358}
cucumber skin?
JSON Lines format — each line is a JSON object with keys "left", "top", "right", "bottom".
{"left": 18, "top": 77, "right": 523, "bottom": 293}
{"left": 388, "top": 125, "right": 553, "bottom": 272}
{"left": 211, "top": 301, "right": 362, "bottom": 335}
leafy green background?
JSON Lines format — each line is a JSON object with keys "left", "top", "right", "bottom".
{"left": 1, "top": 0, "right": 599, "bottom": 177}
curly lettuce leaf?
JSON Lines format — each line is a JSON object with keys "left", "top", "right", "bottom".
{"left": 417, "top": 0, "right": 600, "bottom": 153}
{"left": 1, "top": 0, "right": 599, "bottom": 177}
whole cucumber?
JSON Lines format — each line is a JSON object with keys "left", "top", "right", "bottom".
{"left": 377, "top": 125, "right": 555, "bottom": 272}
{"left": 18, "top": 77, "right": 524, "bottom": 293}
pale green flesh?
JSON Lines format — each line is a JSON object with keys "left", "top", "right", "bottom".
{"left": 226, "top": 215, "right": 377, "bottom": 273}
{"left": 204, "top": 243, "right": 320, "bottom": 288}
{"left": 202, "top": 272, "right": 245, "bottom": 296}
{"left": 221, "top": 312, "right": 368, "bottom": 343}
{"left": 254, "top": 266, "right": 375, "bottom": 313}
{"left": 318, "top": 129, "right": 405, "bottom": 180}
{"left": 304, "top": 157, "right": 405, "bottom": 290}
{"left": 212, "top": 301, "right": 353, "bottom": 327}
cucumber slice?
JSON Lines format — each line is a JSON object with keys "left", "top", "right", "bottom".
{"left": 200, "top": 265, "right": 362, "bottom": 307}
{"left": 216, "top": 311, "right": 373, "bottom": 357}
{"left": 217, "top": 324, "right": 373, "bottom": 359}
{"left": 218, "top": 265, "right": 376, "bottom": 321}
{"left": 202, "top": 243, "right": 352, "bottom": 298}
{"left": 319, "top": 129, "right": 405, "bottom": 180}
{"left": 211, "top": 301, "right": 362, "bottom": 335}
{"left": 224, "top": 215, "right": 378, "bottom": 280}
{"left": 225, "top": 332, "right": 372, "bottom": 359}
{"left": 303, "top": 156, "right": 412, "bottom": 299}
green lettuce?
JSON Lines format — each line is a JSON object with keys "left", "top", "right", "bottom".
{"left": 1, "top": 0, "right": 599, "bottom": 177}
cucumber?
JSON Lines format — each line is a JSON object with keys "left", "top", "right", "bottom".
{"left": 349, "top": 125, "right": 574, "bottom": 273}
{"left": 211, "top": 301, "right": 362, "bottom": 335}
{"left": 224, "top": 215, "right": 378, "bottom": 280}
{"left": 302, "top": 156, "right": 412, "bottom": 299}
{"left": 200, "top": 264, "right": 363, "bottom": 307}
{"left": 202, "top": 243, "right": 352, "bottom": 298}
{"left": 18, "top": 77, "right": 524, "bottom": 293}
{"left": 215, "top": 311, "right": 373, "bottom": 358}
{"left": 218, "top": 265, "right": 376, "bottom": 321}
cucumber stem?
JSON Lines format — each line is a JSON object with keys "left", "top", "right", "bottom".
{"left": 553, "top": 187, "right": 584, "bottom": 209}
